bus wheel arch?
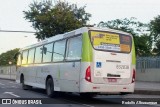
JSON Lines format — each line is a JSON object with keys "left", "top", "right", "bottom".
{"left": 20, "top": 73, "right": 32, "bottom": 90}
{"left": 45, "top": 75, "right": 53, "bottom": 88}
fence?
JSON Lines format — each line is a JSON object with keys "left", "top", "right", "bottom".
{"left": 0, "top": 65, "right": 16, "bottom": 80}
{"left": 136, "top": 56, "right": 160, "bottom": 82}
{"left": 136, "top": 56, "right": 160, "bottom": 69}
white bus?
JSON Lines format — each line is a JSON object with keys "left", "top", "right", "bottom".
{"left": 16, "top": 27, "right": 136, "bottom": 97}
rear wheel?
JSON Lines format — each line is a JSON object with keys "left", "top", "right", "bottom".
{"left": 46, "top": 78, "right": 57, "bottom": 97}
{"left": 80, "top": 93, "right": 96, "bottom": 98}
{"left": 121, "top": 92, "right": 133, "bottom": 95}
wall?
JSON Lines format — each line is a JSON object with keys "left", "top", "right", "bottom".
{"left": 0, "top": 65, "right": 16, "bottom": 80}
{"left": 136, "top": 68, "right": 160, "bottom": 82}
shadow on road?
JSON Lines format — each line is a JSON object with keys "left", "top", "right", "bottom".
{"left": 29, "top": 87, "right": 123, "bottom": 104}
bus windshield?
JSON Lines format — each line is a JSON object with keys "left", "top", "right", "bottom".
{"left": 89, "top": 30, "right": 132, "bottom": 53}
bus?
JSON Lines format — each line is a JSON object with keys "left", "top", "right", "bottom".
{"left": 16, "top": 27, "right": 136, "bottom": 97}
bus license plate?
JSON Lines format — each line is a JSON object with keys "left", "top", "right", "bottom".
{"left": 108, "top": 78, "right": 117, "bottom": 82}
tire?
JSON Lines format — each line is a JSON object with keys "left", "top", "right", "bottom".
{"left": 21, "top": 75, "right": 32, "bottom": 90}
{"left": 80, "top": 93, "right": 96, "bottom": 98}
{"left": 46, "top": 78, "right": 57, "bottom": 98}
{"left": 121, "top": 92, "right": 133, "bottom": 95}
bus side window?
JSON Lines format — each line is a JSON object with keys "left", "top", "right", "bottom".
{"left": 43, "top": 43, "right": 53, "bottom": 63}
{"left": 66, "top": 36, "right": 82, "bottom": 60}
{"left": 53, "top": 40, "right": 66, "bottom": 62}
{"left": 34, "top": 46, "right": 43, "bottom": 63}
{"left": 28, "top": 48, "right": 35, "bottom": 64}
{"left": 22, "top": 51, "right": 28, "bottom": 65}
{"left": 17, "top": 54, "right": 22, "bottom": 66}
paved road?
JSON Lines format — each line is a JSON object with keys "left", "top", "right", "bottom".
{"left": 0, "top": 79, "right": 160, "bottom": 107}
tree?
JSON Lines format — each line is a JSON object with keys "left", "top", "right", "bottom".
{"left": 97, "top": 17, "right": 152, "bottom": 56}
{"left": 98, "top": 17, "right": 147, "bottom": 35}
{"left": 152, "top": 40, "right": 160, "bottom": 55}
{"left": 134, "top": 35, "right": 152, "bottom": 56}
{"left": 0, "top": 48, "right": 19, "bottom": 66}
{"left": 150, "top": 15, "right": 160, "bottom": 55}
{"left": 24, "top": 0, "right": 91, "bottom": 40}
{"left": 150, "top": 15, "right": 160, "bottom": 41}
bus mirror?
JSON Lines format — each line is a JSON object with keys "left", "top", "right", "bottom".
{"left": 21, "top": 54, "right": 23, "bottom": 60}
{"left": 14, "top": 52, "right": 20, "bottom": 60}
{"left": 43, "top": 47, "right": 47, "bottom": 55}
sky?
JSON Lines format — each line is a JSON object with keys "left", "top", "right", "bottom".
{"left": 0, "top": 0, "right": 160, "bottom": 54}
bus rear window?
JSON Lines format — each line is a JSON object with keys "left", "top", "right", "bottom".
{"left": 89, "top": 31, "right": 132, "bottom": 53}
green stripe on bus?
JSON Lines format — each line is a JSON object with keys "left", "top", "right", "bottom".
{"left": 82, "top": 32, "right": 93, "bottom": 62}
{"left": 132, "top": 39, "right": 136, "bottom": 65}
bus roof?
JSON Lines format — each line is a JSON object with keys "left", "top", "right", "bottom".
{"left": 20, "top": 27, "right": 131, "bottom": 51}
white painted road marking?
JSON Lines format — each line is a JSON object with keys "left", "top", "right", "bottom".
{"left": 0, "top": 82, "right": 5, "bottom": 85}
{"left": 4, "top": 92, "right": 20, "bottom": 98}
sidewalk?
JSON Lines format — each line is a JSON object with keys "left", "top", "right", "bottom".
{"left": 134, "top": 81, "right": 160, "bottom": 95}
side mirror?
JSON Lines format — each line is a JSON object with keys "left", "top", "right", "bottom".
{"left": 14, "top": 52, "right": 20, "bottom": 60}
{"left": 43, "top": 47, "right": 47, "bottom": 55}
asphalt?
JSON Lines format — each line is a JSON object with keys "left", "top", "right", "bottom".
{"left": 0, "top": 74, "right": 160, "bottom": 95}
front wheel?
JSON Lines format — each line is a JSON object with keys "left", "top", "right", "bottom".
{"left": 21, "top": 76, "right": 32, "bottom": 90}
{"left": 46, "top": 78, "right": 57, "bottom": 98}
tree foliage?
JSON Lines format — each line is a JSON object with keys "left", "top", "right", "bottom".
{"left": 134, "top": 35, "right": 152, "bottom": 56}
{"left": 24, "top": 0, "right": 91, "bottom": 40}
{"left": 98, "top": 17, "right": 147, "bottom": 36}
{"left": 0, "top": 48, "right": 19, "bottom": 66}
{"left": 152, "top": 39, "right": 160, "bottom": 55}
{"left": 97, "top": 17, "right": 152, "bottom": 56}
{"left": 150, "top": 15, "right": 160, "bottom": 41}
{"left": 150, "top": 15, "right": 160, "bottom": 55}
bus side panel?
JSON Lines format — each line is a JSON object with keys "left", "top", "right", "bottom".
{"left": 59, "top": 62, "right": 81, "bottom": 92}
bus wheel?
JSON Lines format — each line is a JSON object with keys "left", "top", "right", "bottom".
{"left": 121, "top": 92, "right": 132, "bottom": 95}
{"left": 46, "top": 78, "right": 56, "bottom": 98}
{"left": 80, "top": 93, "right": 96, "bottom": 98}
{"left": 21, "top": 75, "right": 31, "bottom": 90}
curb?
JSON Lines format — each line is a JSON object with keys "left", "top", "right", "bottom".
{"left": 0, "top": 78, "right": 15, "bottom": 81}
{"left": 134, "top": 89, "right": 160, "bottom": 95}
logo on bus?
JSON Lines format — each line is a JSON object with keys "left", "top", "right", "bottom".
{"left": 96, "top": 62, "right": 102, "bottom": 68}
